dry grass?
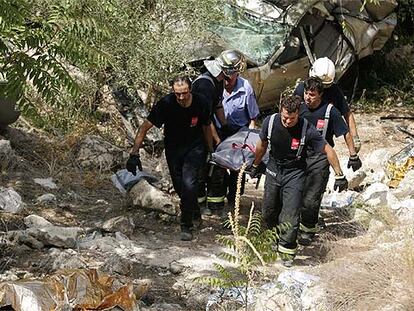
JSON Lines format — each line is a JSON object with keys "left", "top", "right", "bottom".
{"left": 323, "top": 229, "right": 414, "bottom": 311}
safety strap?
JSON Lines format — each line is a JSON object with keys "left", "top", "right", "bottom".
{"left": 297, "top": 118, "right": 308, "bottom": 159}
{"left": 267, "top": 113, "right": 277, "bottom": 142}
{"left": 231, "top": 143, "right": 256, "bottom": 153}
{"left": 267, "top": 113, "right": 308, "bottom": 160}
{"left": 321, "top": 103, "right": 333, "bottom": 139}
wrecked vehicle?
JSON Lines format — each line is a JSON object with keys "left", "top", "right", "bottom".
{"left": 192, "top": 0, "right": 397, "bottom": 110}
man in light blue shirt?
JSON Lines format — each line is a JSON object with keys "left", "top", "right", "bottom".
{"left": 222, "top": 75, "right": 259, "bottom": 132}
{"left": 207, "top": 50, "right": 260, "bottom": 212}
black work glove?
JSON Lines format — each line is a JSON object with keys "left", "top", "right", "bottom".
{"left": 126, "top": 154, "right": 142, "bottom": 175}
{"left": 347, "top": 154, "right": 362, "bottom": 172}
{"left": 249, "top": 164, "right": 260, "bottom": 178}
{"left": 334, "top": 175, "right": 348, "bottom": 192}
{"left": 249, "top": 163, "right": 265, "bottom": 178}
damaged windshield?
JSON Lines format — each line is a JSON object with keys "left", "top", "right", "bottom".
{"left": 210, "top": 4, "right": 289, "bottom": 65}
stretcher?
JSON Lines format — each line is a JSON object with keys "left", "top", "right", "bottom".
{"left": 208, "top": 127, "right": 269, "bottom": 188}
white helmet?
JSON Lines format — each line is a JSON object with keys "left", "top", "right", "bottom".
{"left": 309, "top": 57, "right": 335, "bottom": 85}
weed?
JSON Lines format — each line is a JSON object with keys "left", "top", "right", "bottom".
{"left": 196, "top": 164, "right": 284, "bottom": 310}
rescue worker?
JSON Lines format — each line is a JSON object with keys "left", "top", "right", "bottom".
{"left": 126, "top": 76, "right": 213, "bottom": 241}
{"left": 293, "top": 57, "right": 361, "bottom": 152}
{"left": 192, "top": 57, "right": 225, "bottom": 215}
{"left": 250, "top": 95, "right": 347, "bottom": 267}
{"left": 299, "top": 77, "right": 362, "bottom": 245}
{"left": 208, "top": 49, "right": 260, "bottom": 212}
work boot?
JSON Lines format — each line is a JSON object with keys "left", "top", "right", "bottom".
{"left": 207, "top": 202, "right": 224, "bottom": 217}
{"left": 279, "top": 253, "right": 295, "bottom": 268}
{"left": 298, "top": 232, "right": 315, "bottom": 246}
{"left": 180, "top": 227, "right": 193, "bottom": 241}
{"left": 193, "top": 215, "right": 203, "bottom": 230}
{"left": 201, "top": 207, "right": 212, "bottom": 216}
{"left": 282, "top": 258, "right": 294, "bottom": 268}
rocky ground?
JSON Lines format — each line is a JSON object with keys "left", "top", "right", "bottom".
{"left": 0, "top": 110, "right": 414, "bottom": 311}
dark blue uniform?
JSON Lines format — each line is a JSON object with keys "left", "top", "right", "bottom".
{"left": 294, "top": 81, "right": 350, "bottom": 117}
{"left": 148, "top": 93, "right": 211, "bottom": 230}
{"left": 260, "top": 114, "right": 325, "bottom": 256}
{"left": 299, "top": 101, "right": 348, "bottom": 233}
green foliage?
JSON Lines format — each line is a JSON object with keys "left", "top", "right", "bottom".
{"left": 1, "top": 0, "right": 223, "bottom": 133}
{"left": 0, "top": 0, "right": 109, "bottom": 104}
{"left": 98, "top": 0, "right": 224, "bottom": 100}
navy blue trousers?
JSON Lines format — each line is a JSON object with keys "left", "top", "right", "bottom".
{"left": 166, "top": 143, "right": 205, "bottom": 229}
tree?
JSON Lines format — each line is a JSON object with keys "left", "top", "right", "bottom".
{"left": 0, "top": 0, "right": 109, "bottom": 106}
{"left": 96, "top": 0, "right": 223, "bottom": 103}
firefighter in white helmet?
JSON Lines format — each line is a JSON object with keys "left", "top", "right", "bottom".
{"left": 294, "top": 57, "right": 361, "bottom": 152}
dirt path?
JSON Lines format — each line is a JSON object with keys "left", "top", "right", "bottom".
{"left": 1, "top": 111, "right": 413, "bottom": 310}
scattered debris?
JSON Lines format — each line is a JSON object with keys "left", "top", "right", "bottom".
{"left": 33, "top": 177, "right": 58, "bottom": 190}
{"left": 385, "top": 142, "right": 414, "bottom": 187}
{"left": 0, "top": 269, "right": 144, "bottom": 311}
{"left": 36, "top": 193, "right": 56, "bottom": 204}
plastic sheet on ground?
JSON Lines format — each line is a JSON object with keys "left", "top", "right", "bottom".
{"left": 0, "top": 269, "right": 145, "bottom": 311}
{"left": 111, "top": 169, "right": 159, "bottom": 193}
{"left": 211, "top": 128, "right": 269, "bottom": 171}
{"left": 321, "top": 190, "right": 359, "bottom": 209}
{"left": 385, "top": 142, "right": 414, "bottom": 188}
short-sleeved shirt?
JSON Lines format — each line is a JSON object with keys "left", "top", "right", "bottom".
{"left": 147, "top": 93, "right": 211, "bottom": 150}
{"left": 260, "top": 114, "right": 326, "bottom": 171}
{"left": 299, "top": 101, "right": 348, "bottom": 148}
{"left": 192, "top": 72, "right": 223, "bottom": 118}
{"left": 294, "top": 81, "right": 350, "bottom": 116}
{"left": 223, "top": 77, "right": 260, "bottom": 131}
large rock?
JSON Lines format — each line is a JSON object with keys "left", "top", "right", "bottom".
{"left": 155, "top": 150, "right": 174, "bottom": 193}
{"left": 26, "top": 226, "right": 83, "bottom": 248}
{"left": 392, "top": 170, "right": 414, "bottom": 199}
{"left": 254, "top": 271, "right": 325, "bottom": 311}
{"left": 101, "top": 216, "right": 135, "bottom": 235}
{"left": 129, "top": 180, "right": 177, "bottom": 215}
{"left": 395, "top": 199, "right": 414, "bottom": 223}
{"left": 362, "top": 148, "right": 394, "bottom": 184}
{"left": 361, "top": 182, "right": 399, "bottom": 209}
{"left": 24, "top": 215, "right": 53, "bottom": 228}
{"left": 74, "top": 135, "right": 127, "bottom": 171}
{"left": 0, "top": 187, "right": 24, "bottom": 213}
{"left": 348, "top": 170, "right": 367, "bottom": 190}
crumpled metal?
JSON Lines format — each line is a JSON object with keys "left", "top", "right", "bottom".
{"left": 0, "top": 269, "right": 148, "bottom": 311}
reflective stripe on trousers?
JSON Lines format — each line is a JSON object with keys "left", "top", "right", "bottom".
{"left": 278, "top": 244, "right": 298, "bottom": 256}
{"left": 262, "top": 165, "right": 305, "bottom": 256}
{"left": 207, "top": 196, "right": 225, "bottom": 203}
